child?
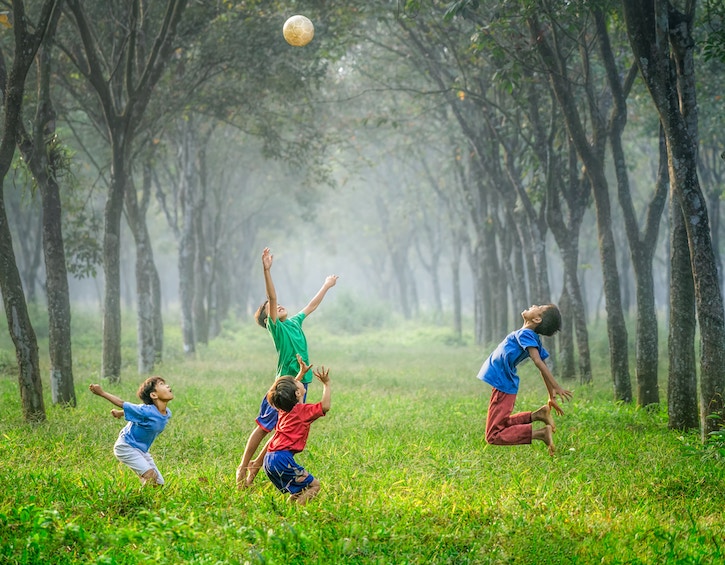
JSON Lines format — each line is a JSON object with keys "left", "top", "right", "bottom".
{"left": 236, "top": 247, "right": 338, "bottom": 489}
{"left": 89, "top": 377, "right": 174, "bottom": 486}
{"left": 264, "top": 356, "right": 331, "bottom": 505}
{"left": 477, "top": 304, "right": 572, "bottom": 456}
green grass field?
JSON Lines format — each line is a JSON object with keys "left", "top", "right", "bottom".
{"left": 0, "top": 313, "right": 723, "bottom": 564}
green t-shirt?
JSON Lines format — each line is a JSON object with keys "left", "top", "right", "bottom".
{"left": 267, "top": 312, "right": 311, "bottom": 383}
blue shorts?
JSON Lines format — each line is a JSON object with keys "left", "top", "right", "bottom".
{"left": 255, "top": 383, "right": 309, "bottom": 432}
{"left": 263, "top": 450, "right": 315, "bottom": 494}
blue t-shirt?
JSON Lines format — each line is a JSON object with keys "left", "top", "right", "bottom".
{"left": 268, "top": 312, "right": 311, "bottom": 383}
{"left": 118, "top": 402, "right": 171, "bottom": 452}
{"left": 476, "top": 328, "right": 549, "bottom": 395}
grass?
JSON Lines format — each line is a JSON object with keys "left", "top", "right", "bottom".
{"left": 0, "top": 312, "right": 723, "bottom": 564}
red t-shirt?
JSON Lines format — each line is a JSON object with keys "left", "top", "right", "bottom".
{"left": 268, "top": 402, "right": 325, "bottom": 453}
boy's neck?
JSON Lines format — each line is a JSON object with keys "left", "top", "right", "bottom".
{"left": 154, "top": 400, "right": 168, "bottom": 415}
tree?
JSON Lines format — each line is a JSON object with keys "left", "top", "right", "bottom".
{"left": 529, "top": 8, "right": 632, "bottom": 402}
{"left": 624, "top": 0, "right": 725, "bottom": 438}
{"left": 596, "top": 9, "right": 667, "bottom": 407}
{"left": 0, "top": 0, "right": 60, "bottom": 421}
{"left": 15, "top": 4, "right": 76, "bottom": 405}
{"left": 61, "top": 0, "right": 188, "bottom": 381}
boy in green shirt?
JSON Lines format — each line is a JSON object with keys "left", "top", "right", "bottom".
{"left": 236, "top": 247, "right": 337, "bottom": 488}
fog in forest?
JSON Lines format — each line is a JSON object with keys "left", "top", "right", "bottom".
{"left": 2, "top": 0, "right": 721, "bottom": 358}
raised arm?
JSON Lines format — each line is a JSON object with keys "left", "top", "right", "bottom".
{"left": 313, "top": 366, "right": 331, "bottom": 413}
{"left": 301, "top": 275, "right": 339, "bottom": 317}
{"left": 89, "top": 384, "right": 125, "bottom": 409}
{"left": 527, "top": 347, "right": 572, "bottom": 415}
{"left": 262, "top": 248, "right": 279, "bottom": 324}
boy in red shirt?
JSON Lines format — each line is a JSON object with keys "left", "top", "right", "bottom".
{"left": 263, "top": 355, "right": 331, "bottom": 505}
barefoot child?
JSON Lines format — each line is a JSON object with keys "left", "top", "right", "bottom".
{"left": 477, "top": 304, "right": 572, "bottom": 456}
{"left": 89, "top": 377, "right": 174, "bottom": 486}
{"left": 236, "top": 247, "right": 338, "bottom": 488}
{"left": 263, "top": 356, "right": 331, "bottom": 505}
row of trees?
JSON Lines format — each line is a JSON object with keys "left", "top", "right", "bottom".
{"left": 1, "top": 1, "right": 724, "bottom": 442}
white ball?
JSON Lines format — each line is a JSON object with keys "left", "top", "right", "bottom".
{"left": 283, "top": 15, "right": 315, "bottom": 47}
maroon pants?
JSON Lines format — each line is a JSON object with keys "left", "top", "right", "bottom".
{"left": 485, "top": 388, "right": 532, "bottom": 445}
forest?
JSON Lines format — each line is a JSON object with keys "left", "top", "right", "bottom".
{"left": 1, "top": 2, "right": 725, "bottom": 437}
{"left": 1, "top": 1, "right": 725, "bottom": 563}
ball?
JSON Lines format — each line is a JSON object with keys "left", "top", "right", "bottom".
{"left": 283, "top": 15, "right": 314, "bottom": 47}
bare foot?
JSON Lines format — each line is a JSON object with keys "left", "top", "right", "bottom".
{"left": 245, "top": 458, "right": 262, "bottom": 487}
{"left": 542, "top": 424, "right": 555, "bottom": 456}
{"left": 532, "top": 404, "right": 556, "bottom": 433}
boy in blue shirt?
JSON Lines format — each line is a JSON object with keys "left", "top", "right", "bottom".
{"left": 477, "top": 304, "right": 572, "bottom": 456}
{"left": 90, "top": 377, "right": 173, "bottom": 486}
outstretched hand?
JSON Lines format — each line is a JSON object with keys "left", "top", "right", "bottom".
{"left": 548, "top": 398, "right": 565, "bottom": 416}
{"left": 262, "top": 247, "right": 273, "bottom": 271}
{"left": 314, "top": 366, "right": 330, "bottom": 384}
{"left": 295, "top": 353, "right": 313, "bottom": 381}
{"left": 548, "top": 386, "right": 573, "bottom": 416}
{"left": 324, "top": 275, "right": 339, "bottom": 288}
{"left": 89, "top": 383, "right": 104, "bottom": 396}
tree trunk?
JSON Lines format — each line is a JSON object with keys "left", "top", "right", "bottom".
{"left": 124, "top": 172, "right": 160, "bottom": 374}
{"left": 451, "top": 243, "right": 463, "bottom": 340}
{"left": 151, "top": 257, "right": 164, "bottom": 363}
{"left": 557, "top": 287, "right": 576, "bottom": 381}
{"left": 193, "top": 200, "right": 209, "bottom": 346}
{"left": 179, "top": 193, "right": 196, "bottom": 355}
{"left": 101, "top": 144, "right": 126, "bottom": 382}
{"left": 668, "top": 188, "right": 699, "bottom": 430}
{"left": 0, "top": 195, "right": 45, "bottom": 421}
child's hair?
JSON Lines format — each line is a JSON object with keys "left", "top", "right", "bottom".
{"left": 535, "top": 304, "right": 562, "bottom": 336}
{"left": 267, "top": 376, "right": 299, "bottom": 412}
{"left": 137, "top": 376, "right": 165, "bottom": 405}
{"left": 254, "top": 300, "right": 269, "bottom": 328}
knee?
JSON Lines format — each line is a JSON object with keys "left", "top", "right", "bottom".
{"left": 289, "top": 479, "right": 320, "bottom": 505}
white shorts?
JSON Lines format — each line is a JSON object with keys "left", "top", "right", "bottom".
{"left": 113, "top": 438, "right": 165, "bottom": 485}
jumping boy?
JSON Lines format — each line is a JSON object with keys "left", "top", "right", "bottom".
{"left": 264, "top": 355, "right": 331, "bottom": 505}
{"left": 236, "top": 247, "right": 338, "bottom": 488}
{"left": 89, "top": 377, "right": 174, "bottom": 486}
{"left": 477, "top": 304, "right": 572, "bottom": 456}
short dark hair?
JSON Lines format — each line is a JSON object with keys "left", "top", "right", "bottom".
{"left": 254, "top": 300, "right": 269, "bottom": 328}
{"left": 267, "top": 376, "right": 299, "bottom": 412}
{"left": 535, "top": 304, "right": 562, "bottom": 336}
{"left": 137, "top": 376, "right": 165, "bottom": 405}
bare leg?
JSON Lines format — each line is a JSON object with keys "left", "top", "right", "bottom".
{"left": 532, "top": 424, "right": 555, "bottom": 456}
{"left": 236, "top": 426, "right": 269, "bottom": 490}
{"left": 245, "top": 435, "right": 273, "bottom": 486}
{"left": 288, "top": 479, "right": 320, "bottom": 505}
{"left": 531, "top": 404, "right": 556, "bottom": 432}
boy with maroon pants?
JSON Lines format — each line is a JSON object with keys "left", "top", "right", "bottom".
{"left": 477, "top": 304, "right": 573, "bottom": 456}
